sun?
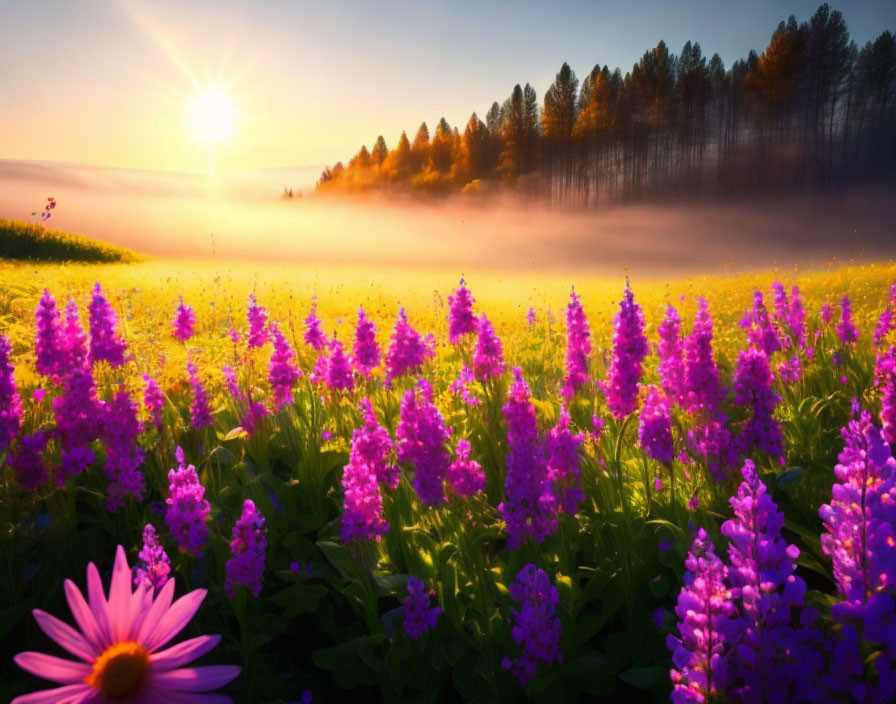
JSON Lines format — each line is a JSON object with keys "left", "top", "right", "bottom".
{"left": 187, "top": 85, "right": 238, "bottom": 144}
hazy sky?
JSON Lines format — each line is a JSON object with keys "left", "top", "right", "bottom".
{"left": 1, "top": 0, "right": 893, "bottom": 174}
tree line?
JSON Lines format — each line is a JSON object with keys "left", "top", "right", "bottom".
{"left": 316, "top": 4, "right": 895, "bottom": 206}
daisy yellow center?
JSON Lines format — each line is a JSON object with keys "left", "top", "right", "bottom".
{"left": 85, "top": 641, "right": 150, "bottom": 698}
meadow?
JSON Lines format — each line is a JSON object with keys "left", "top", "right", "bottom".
{"left": 2, "top": 256, "right": 896, "bottom": 703}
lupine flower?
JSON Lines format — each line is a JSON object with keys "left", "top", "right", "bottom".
{"left": 134, "top": 523, "right": 171, "bottom": 592}
{"left": 269, "top": 323, "right": 301, "bottom": 410}
{"left": 733, "top": 348, "right": 785, "bottom": 463}
{"left": 722, "top": 460, "right": 816, "bottom": 703}
{"left": 545, "top": 406, "right": 585, "bottom": 515}
{"left": 385, "top": 309, "right": 433, "bottom": 385}
{"left": 563, "top": 287, "right": 591, "bottom": 399}
{"left": 742, "top": 290, "right": 782, "bottom": 357}
{"left": 165, "top": 447, "right": 211, "bottom": 556}
{"left": 52, "top": 365, "right": 102, "bottom": 484}
{"left": 639, "top": 386, "right": 674, "bottom": 464}
{"left": 325, "top": 338, "right": 354, "bottom": 392}
{"left": 819, "top": 408, "right": 896, "bottom": 700}
{"left": 353, "top": 306, "right": 380, "bottom": 376}
{"left": 687, "top": 415, "right": 736, "bottom": 482}
{"left": 875, "top": 308, "right": 894, "bottom": 348}
{"left": 448, "top": 277, "right": 477, "bottom": 344}
{"left": 776, "top": 356, "right": 802, "bottom": 385}
{"left": 63, "top": 298, "right": 89, "bottom": 374}
{"left": 501, "top": 564, "right": 563, "bottom": 685}
{"left": 403, "top": 576, "right": 441, "bottom": 639}
{"left": 102, "top": 388, "right": 146, "bottom": 511}
{"left": 304, "top": 299, "right": 327, "bottom": 350}
{"left": 397, "top": 379, "right": 450, "bottom": 505}
{"left": 171, "top": 296, "right": 195, "bottom": 342}
{"left": 591, "top": 414, "right": 605, "bottom": 444}
{"left": 787, "top": 285, "right": 808, "bottom": 349}
{"left": 88, "top": 282, "right": 127, "bottom": 366}
{"left": 242, "top": 396, "right": 271, "bottom": 437}
{"left": 226, "top": 499, "right": 267, "bottom": 598}
{"left": 247, "top": 294, "right": 269, "bottom": 348}
{"left": 820, "top": 300, "right": 834, "bottom": 324}
{"left": 500, "top": 368, "right": 557, "bottom": 548}
{"left": 449, "top": 366, "right": 482, "bottom": 406}
{"left": 142, "top": 373, "right": 164, "bottom": 432}
{"left": 601, "top": 284, "right": 647, "bottom": 419}
{"left": 447, "top": 438, "right": 485, "bottom": 497}
{"left": 12, "top": 545, "right": 239, "bottom": 703}
{"left": 341, "top": 433, "right": 390, "bottom": 544}
{"left": 877, "top": 346, "right": 896, "bottom": 445}
{"left": 770, "top": 282, "right": 794, "bottom": 350}
{"left": 658, "top": 305, "right": 686, "bottom": 405}
{"left": 222, "top": 364, "right": 246, "bottom": 404}
{"left": 667, "top": 528, "right": 741, "bottom": 704}
{"left": 34, "top": 288, "right": 65, "bottom": 380}
{"left": 0, "top": 335, "right": 22, "bottom": 451}
{"left": 473, "top": 314, "right": 505, "bottom": 382}
{"left": 527, "top": 307, "right": 536, "bottom": 327}
{"left": 9, "top": 430, "right": 49, "bottom": 490}
{"left": 683, "top": 297, "right": 725, "bottom": 416}
{"left": 187, "top": 359, "right": 214, "bottom": 430}
{"left": 837, "top": 294, "right": 859, "bottom": 345}
{"left": 353, "top": 398, "right": 398, "bottom": 489}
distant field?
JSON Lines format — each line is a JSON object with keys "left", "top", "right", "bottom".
{"left": 0, "top": 218, "right": 141, "bottom": 263}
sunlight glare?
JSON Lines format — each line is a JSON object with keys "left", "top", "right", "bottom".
{"left": 188, "top": 86, "right": 237, "bottom": 144}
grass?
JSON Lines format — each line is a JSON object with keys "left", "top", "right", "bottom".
{"left": 0, "top": 218, "right": 142, "bottom": 263}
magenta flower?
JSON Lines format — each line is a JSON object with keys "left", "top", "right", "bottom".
{"left": 449, "top": 366, "right": 482, "bottom": 406}
{"left": 353, "top": 398, "right": 398, "bottom": 489}
{"left": 9, "top": 430, "right": 49, "bottom": 490}
{"left": 12, "top": 545, "right": 239, "bottom": 703}
{"left": 397, "top": 378, "right": 451, "bottom": 506}
{"left": 820, "top": 300, "right": 834, "bottom": 325}
{"left": 447, "top": 438, "right": 485, "bottom": 498}
{"left": 304, "top": 299, "right": 327, "bottom": 350}
{"left": 563, "top": 287, "right": 591, "bottom": 399}
{"left": 101, "top": 387, "right": 146, "bottom": 511}
{"left": 34, "top": 288, "right": 65, "bottom": 380}
{"left": 52, "top": 364, "right": 102, "bottom": 484}
{"left": 403, "top": 577, "right": 441, "bottom": 639}
{"left": 165, "top": 447, "right": 210, "bottom": 557}
{"left": 226, "top": 499, "right": 267, "bottom": 598}
{"left": 601, "top": 284, "right": 647, "bottom": 419}
{"left": 269, "top": 323, "right": 302, "bottom": 410}
{"left": 875, "top": 309, "right": 894, "bottom": 347}
{"left": 142, "top": 374, "right": 164, "bottom": 433}
{"left": 246, "top": 294, "right": 268, "bottom": 348}
{"left": 526, "top": 307, "right": 536, "bottom": 327}
{"left": 186, "top": 359, "right": 214, "bottom": 430}
{"left": 385, "top": 309, "right": 433, "bottom": 385}
{"left": 134, "top": 524, "right": 171, "bottom": 592}
{"left": 877, "top": 346, "right": 896, "bottom": 445}
{"left": 353, "top": 306, "right": 380, "bottom": 377}
{"left": 473, "top": 314, "right": 505, "bottom": 382}
{"left": 837, "top": 294, "right": 858, "bottom": 345}
{"left": 324, "top": 338, "right": 354, "bottom": 392}
{"left": 733, "top": 348, "right": 784, "bottom": 464}
{"left": 657, "top": 305, "right": 686, "bottom": 406}
{"left": 682, "top": 298, "right": 724, "bottom": 416}
{"left": 63, "top": 298, "right": 89, "bottom": 375}
{"left": 341, "top": 423, "right": 390, "bottom": 544}
{"left": 639, "top": 386, "right": 674, "bottom": 464}
{"left": 545, "top": 406, "right": 585, "bottom": 515}
{"left": 88, "top": 282, "right": 128, "bottom": 366}
{"left": 448, "top": 277, "right": 477, "bottom": 344}
{"left": 501, "top": 564, "right": 563, "bottom": 685}
{"left": 171, "top": 296, "right": 196, "bottom": 342}
{"left": 0, "top": 334, "right": 22, "bottom": 451}
{"left": 740, "top": 290, "right": 782, "bottom": 356}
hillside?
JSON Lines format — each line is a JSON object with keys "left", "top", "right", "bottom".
{"left": 0, "top": 218, "right": 141, "bottom": 263}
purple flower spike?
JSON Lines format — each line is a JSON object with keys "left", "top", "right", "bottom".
{"left": 247, "top": 294, "right": 268, "bottom": 348}
{"left": 404, "top": 576, "right": 441, "bottom": 639}
{"left": 447, "top": 438, "right": 484, "bottom": 498}
{"left": 134, "top": 523, "right": 171, "bottom": 592}
{"left": 88, "top": 283, "right": 127, "bottom": 366}
{"left": 837, "top": 294, "right": 858, "bottom": 345}
{"left": 385, "top": 309, "right": 433, "bottom": 386}
{"left": 269, "top": 323, "right": 302, "bottom": 410}
{"left": 733, "top": 348, "right": 784, "bottom": 463}
{"left": 353, "top": 306, "right": 380, "bottom": 377}
{"left": 34, "top": 289, "right": 65, "bottom": 380}
{"left": 226, "top": 499, "right": 267, "bottom": 598}
{"left": 639, "top": 386, "right": 674, "bottom": 464}
{"left": 165, "top": 447, "right": 210, "bottom": 557}
{"left": 187, "top": 359, "right": 213, "bottom": 430}
{"left": 473, "top": 314, "right": 505, "bottom": 382}
{"left": 601, "top": 283, "right": 647, "bottom": 419}
{"left": 171, "top": 296, "right": 195, "bottom": 342}
{"left": 658, "top": 305, "right": 686, "bottom": 406}
{"left": 563, "top": 287, "right": 592, "bottom": 399}
{"left": 304, "top": 299, "right": 327, "bottom": 351}
{"left": 448, "top": 277, "right": 477, "bottom": 344}
{"left": 0, "top": 335, "right": 22, "bottom": 451}
{"left": 545, "top": 406, "right": 585, "bottom": 515}
{"left": 325, "top": 338, "right": 354, "bottom": 392}
{"left": 397, "top": 379, "right": 451, "bottom": 506}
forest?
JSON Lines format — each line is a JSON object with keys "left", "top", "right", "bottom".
{"left": 316, "top": 4, "right": 896, "bottom": 207}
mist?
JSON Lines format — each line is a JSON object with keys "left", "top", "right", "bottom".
{"left": 1, "top": 159, "right": 893, "bottom": 276}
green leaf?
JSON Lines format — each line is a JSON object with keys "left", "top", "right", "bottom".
{"left": 619, "top": 666, "right": 665, "bottom": 689}
{"left": 775, "top": 467, "right": 803, "bottom": 489}
{"left": 219, "top": 427, "right": 248, "bottom": 441}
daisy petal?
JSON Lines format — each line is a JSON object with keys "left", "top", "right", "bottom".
{"left": 142, "top": 589, "right": 207, "bottom": 652}
{"left": 63, "top": 579, "right": 103, "bottom": 653}
{"left": 150, "top": 634, "right": 221, "bottom": 671}
{"left": 107, "top": 545, "right": 132, "bottom": 641}
{"left": 13, "top": 652, "right": 92, "bottom": 684}
{"left": 150, "top": 665, "right": 241, "bottom": 692}
{"left": 11, "top": 683, "right": 94, "bottom": 704}
{"left": 86, "top": 562, "right": 112, "bottom": 646}
{"left": 32, "top": 609, "right": 94, "bottom": 662}
{"left": 136, "top": 578, "right": 175, "bottom": 646}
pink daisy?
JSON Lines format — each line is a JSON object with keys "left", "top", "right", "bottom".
{"left": 13, "top": 545, "right": 239, "bottom": 703}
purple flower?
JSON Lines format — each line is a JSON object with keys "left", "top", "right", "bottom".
{"left": 247, "top": 294, "right": 268, "bottom": 348}
{"left": 341, "top": 423, "right": 390, "bottom": 544}
{"left": 448, "top": 277, "right": 477, "bottom": 344}
{"left": 397, "top": 379, "right": 450, "bottom": 506}
{"left": 187, "top": 359, "right": 214, "bottom": 430}
{"left": 526, "top": 307, "right": 536, "bottom": 327}
{"left": 545, "top": 406, "right": 585, "bottom": 515}
{"left": 10, "top": 430, "right": 49, "bottom": 490}
{"left": 775, "top": 356, "right": 802, "bottom": 385}
{"left": 733, "top": 348, "right": 784, "bottom": 464}
{"left": 449, "top": 366, "right": 482, "bottom": 406}
{"left": 687, "top": 415, "right": 736, "bottom": 482}
{"left": 353, "top": 306, "right": 380, "bottom": 377}
{"left": 667, "top": 528, "right": 741, "bottom": 704}
{"left": 877, "top": 347, "right": 896, "bottom": 445}
{"left": 142, "top": 373, "right": 164, "bottom": 433}
{"left": 101, "top": 387, "right": 146, "bottom": 511}
{"left": 740, "top": 290, "right": 782, "bottom": 356}
{"left": 62, "top": 298, "right": 89, "bottom": 375}
{"left": 88, "top": 282, "right": 127, "bottom": 366}
{"left": 226, "top": 499, "right": 267, "bottom": 598}
{"left": 875, "top": 308, "right": 894, "bottom": 347}
{"left": 385, "top": 309, "right": 433, "bottom": 386}
{"left": 403, "top": 576, "right": 441, "bottom": 639}
{"left": 639, "top": 386, "right": 674, "bottom": 464}
{"left": 601, "top": 284, "right": 647, "bottom": 419}
{"left": 563, "top": 287, "right": 592, "bottom": 399}
{"left": 683, "top": 298, "right": 724, "bottom": 416}
{"left": 499, "top": 368, "right": 557, "bottom": 548}
{"left": 269, "top": 323, "right": 302, "bottom": 410}
{"left": 242, "top": 397, "right": 271, "bottom": 437}
{"left": 820, "top": 300, "right": 834, "bottom": 324}
{"left": 774, "top": 283, "right": 808, "bottom": 349}
{"left": 473, "top": 314, "right": 505, "bottom": 382}
{"left": 837, "top": 294, "right": 858, "bottom": 345}
{"left": 134, "top": 523, "right": 171, "bottom": 592}
{"left": 447, "top": 438, "right": 484, "bottom": 498}
{"left": 304, "top": 299, "right": 327, "bottom": 351}
{"left": 353, "top": 398, "right": 398, "bottom": 489}
{"left": 165, "top": 446, "right": 210, "bottom": 557}
{"left": 658, "top": 305, "right": 686, "bottom": 406}
{"left": 34, "top": 289, "right": 65, "bottom": 380}
{"left": 52, "top": 364, "right": 102, "bottom": 484}
{"left": 171, "top": 296, "right": 196, "bottom": 342}
{"left": 501, "top": 564, "right": 563, "bottom": 685}
{"left": 324, "top": 338, "right": 354, "bottom": 392}
{"left": 0, "top": 335, "right": 22, "bottom": 451}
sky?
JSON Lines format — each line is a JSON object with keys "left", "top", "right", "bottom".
{"left": 1, "top": 0, "right": 893, "bottom": 174}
